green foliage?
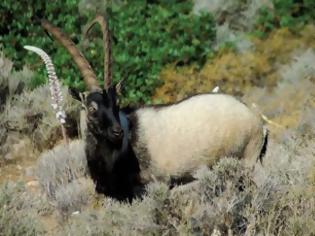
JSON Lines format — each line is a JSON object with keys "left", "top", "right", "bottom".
{"left": 0, "top": 0, "right": 215, "bottom": 104}
{"left": 84, "top": 0, "right": 216, "bottom": 103}
{"left": 0, "top": 0, "right": 86, "bottom": 89}
{"left": 255, "top": 0, "right": 315, "bottom": 37}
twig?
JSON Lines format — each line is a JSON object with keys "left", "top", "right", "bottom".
{"left": 252, "top": 103, "right": 285, "bottom": 129}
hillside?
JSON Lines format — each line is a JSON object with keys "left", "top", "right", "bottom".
{"left": 0, "top": 1, "right": 315, "bottom": 235}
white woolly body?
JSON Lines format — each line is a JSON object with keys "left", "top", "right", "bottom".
{"left": 133, "top": 94, "right": 264, "bottom": 182}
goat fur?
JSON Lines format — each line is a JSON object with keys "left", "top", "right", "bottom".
{"left": 71, "top": 88, "right": 143, "bottom": 201}
{"left": 128, "top": 93, "right": 266, "bottom": 183}
{"left": 84, "top": 110, "right": 142, "bottom": 201}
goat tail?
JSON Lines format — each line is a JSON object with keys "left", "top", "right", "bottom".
{"left": 258, "top": 128, "right": 269, "bottom": 164}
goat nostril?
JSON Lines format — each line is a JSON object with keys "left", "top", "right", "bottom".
{"left": 112, "top": 127, "right": 123, "bottom": 137}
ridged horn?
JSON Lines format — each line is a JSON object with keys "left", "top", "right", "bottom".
{"left": 84, "top": 15, "right": 112, "bottom": 90}
{"left": 41, "top": 19, "right": 100, "bottom": 91}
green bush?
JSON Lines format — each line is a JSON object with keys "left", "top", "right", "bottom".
{"left": 255, "top": 0, "right": 315, "bottom": 37}
{"left": 0, "top": 0, "right": 86, "bottom": 89}
{"left": 109, "top": 1, "right": 215, "bottom": 103}
{"left": 0, "top": 0, "right": 215, "bottom": 104}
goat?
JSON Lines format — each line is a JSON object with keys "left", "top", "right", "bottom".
{"left": 41, "top": 15, "right": 268, "bottom": 187}
{"left": 40, "top": 18, "right": 143, "bottom": 201}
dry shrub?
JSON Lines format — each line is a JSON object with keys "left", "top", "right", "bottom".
{"left": 0, "top": 84, "right": 80, "bottom": 156}
{"left": 1, "top": 135, "right": 36, "bottom": 163}
{"left": 36, "top": 140, "right": 88, "bottom": 198}
{"left": 0, "top": 52, "right": 33, "bottom": 161}
{"left": 246, "top": 105, "right": 315, "bottom": 234}
{"left": 64, "top": 184, "right": 165, "bottom": 235}
{"left": 153, "top": 26, "right": 315, "bottom": 103}
{"left": 0, "top": 52, "right": 31, "bottom": 110}
{"left": 36, "top": 140, "right": 95, "bottom": 216}
{"left": 0, "top": 52, "right": 81, "bottom": 162}
{"left": 162, "top": 159, "right": 254, "bottom": 235}
{"left": 55, "top": 177, "right": 95, "bottom": 215}
{"left": 244, "top": 49, "right": 315, "bottom": 136}
{"left": 0, "top": 181, "right": 50, "bottom": 235}
{"left": 245, "top": 135, "right": 315, "bottom": 235}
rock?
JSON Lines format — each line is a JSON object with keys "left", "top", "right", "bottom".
{"left": 27, "top": 180, "right": 39, "bottom": 187}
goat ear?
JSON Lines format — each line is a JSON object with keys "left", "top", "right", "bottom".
{"left": 106, "top": 86, "right": 117, "bottom": 98}
{"left": 105, "top": 86, "right": 120, "bottom": 106}
{"left": 69, "top": 87, "right": 84, "bottom": 102}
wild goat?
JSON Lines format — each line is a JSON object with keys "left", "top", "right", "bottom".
{"left": 40, "top": 18, "right": 143, "bottom": 201}
{"left": 41, "top": 16, "right": 268, "bottom": 187}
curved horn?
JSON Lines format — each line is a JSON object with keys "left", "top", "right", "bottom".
{"left": 84, "top": 15, "right": 112, "bottom": 90}
{"left": 41, "top": 19, "right": 100, "bottom": 91}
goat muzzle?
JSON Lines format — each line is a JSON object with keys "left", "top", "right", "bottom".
{"left": 110, "top": 126, "right": 123, "bottom": 139}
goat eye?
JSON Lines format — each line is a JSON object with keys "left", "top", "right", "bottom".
{"left": 88, "top": 101, "right": 98, "bottom": 113}
{"left": 88, "top": 106, "right": 96, "bottom": 113}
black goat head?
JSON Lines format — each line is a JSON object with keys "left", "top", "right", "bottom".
{"left": 69, "top": 86, "right": 123, "bottom": 144}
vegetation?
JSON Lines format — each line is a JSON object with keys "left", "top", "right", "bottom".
{"left": 0, "top": 0, "right": 215, "bottom": 103}
{"left": 153, "top": 25, "right": 315, "bottom": 104}
{"left": 255, "top": 0, "right": 315, "bottom": 37}
{"left": 0, "top": 182, "right": 45, "bottom": 235}
{"left": 0, "top": 0, "right": 83, "bottom": 89}
{"left": 0, "top": 0, "right": 315, "bottom": 235}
